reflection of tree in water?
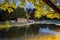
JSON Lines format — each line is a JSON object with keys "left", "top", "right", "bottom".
{"left": 5, "top": 27, "right": 26, "bottom": 38}
{"left": 0, "top": 24, "right": 60, "bottom": 38}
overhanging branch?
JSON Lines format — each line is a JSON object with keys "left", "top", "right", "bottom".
{"left": 42, "top": 0, "right": 60, "bottom": 13}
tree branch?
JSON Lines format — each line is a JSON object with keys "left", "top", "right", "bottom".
{"left": 42, "top": 0, "right": 60, "bottom": 13}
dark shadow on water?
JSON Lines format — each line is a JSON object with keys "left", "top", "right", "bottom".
{"left": 0, "top": 24, "right": 60, "bottom": 38}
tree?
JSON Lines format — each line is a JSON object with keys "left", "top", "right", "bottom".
{"left": 10, "top": 7, "right": 26, "bottom": 19}
{"left": 0, "top": 7, "right": 26, "bottom": 21}
{"left": 0, "top": 9, "right": 10, "bottom": 21}
{"left": 42, "top": 0, "right": 60, "bottom": 13}
{"left": 0, "top": 0, "right": 60, "bottom": 19}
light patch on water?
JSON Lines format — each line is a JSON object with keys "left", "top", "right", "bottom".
{"left": 39, "top": 28, "right": 60, "bottom": 36}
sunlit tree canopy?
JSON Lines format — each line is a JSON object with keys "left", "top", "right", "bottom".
{"left": 0, "top": 0, "right": 60, "bottom": 19}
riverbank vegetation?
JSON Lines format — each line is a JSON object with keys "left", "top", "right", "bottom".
{"left": 0, "top": 0, "right": 60, "bottom": 28}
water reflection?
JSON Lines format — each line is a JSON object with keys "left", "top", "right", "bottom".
{"left": 39, "top": 28, "right": 60, "bottom": 35}
{"left": 0, "top": 24, "right": 60, "bottom": 40}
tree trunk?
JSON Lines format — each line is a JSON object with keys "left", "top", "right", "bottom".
{"left": 42, "top": 0, "right": 60, "bottom": 13}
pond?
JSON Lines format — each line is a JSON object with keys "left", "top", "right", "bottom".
{"left": 0, "top": 24, "right": 60, "bottom": 40}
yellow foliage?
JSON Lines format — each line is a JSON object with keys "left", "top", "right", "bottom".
{"left": 7, "top": 8, "right": 13, "bottom": 13}
{"left": 42, "top": 11, "right": 49, "bottom": 15}
{"left": 46, "top": 12, "right": 60, "bottom": 19}
{"left": 53, "top": 13, "right": 60, "bottom": 18}
{"left": 9, "top": 4, "right": 17, "bottom": 9}
{"left": 0, "top": 3, "right": 17, "bottom": 13}
{"left": 34, "top": 10, "right": 42, "bottom": 18}
{"left": 28, "top": 0, "right": 36, "bottom": 4}
{"left": 0, "top": 6, "right": 7, "bottom": 11}
{"left": 46, "top": 13, "right": 54, "bottom": 19}
{"left": 34, "top": 9, "right": 60, "bottom": 19}
{"left": 0, "top": 3, "right": 9, "bottom": 11}
{"left": 0, "top": 0, "right": 59, "bottom": 19}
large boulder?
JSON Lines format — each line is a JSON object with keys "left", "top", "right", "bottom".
{"left": 17, "top": 18, "right": 28, "bottom": 24}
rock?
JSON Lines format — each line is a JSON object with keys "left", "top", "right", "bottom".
{"left": 17, "top": 18, "right": 28, "bottom": 24}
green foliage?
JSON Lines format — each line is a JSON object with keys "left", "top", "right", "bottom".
{"left": 0, "top": 7, "right": 26, "bottom": 20}
{"left": 10, "top": 7, "right": 26, "bottom": 19}
{"left": 0, "top": 0, "right": 60, "bottom": 19}
{"left": 0, "top": 3, "right": 17, "bottom": 13}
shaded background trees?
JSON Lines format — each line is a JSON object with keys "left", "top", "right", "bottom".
{"left": 0, "top": 7, "right": 26, "bottom": 21}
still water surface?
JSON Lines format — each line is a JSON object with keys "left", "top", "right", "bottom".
{"left": 0, "top": 24, "right": 60, "bottom": 40}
